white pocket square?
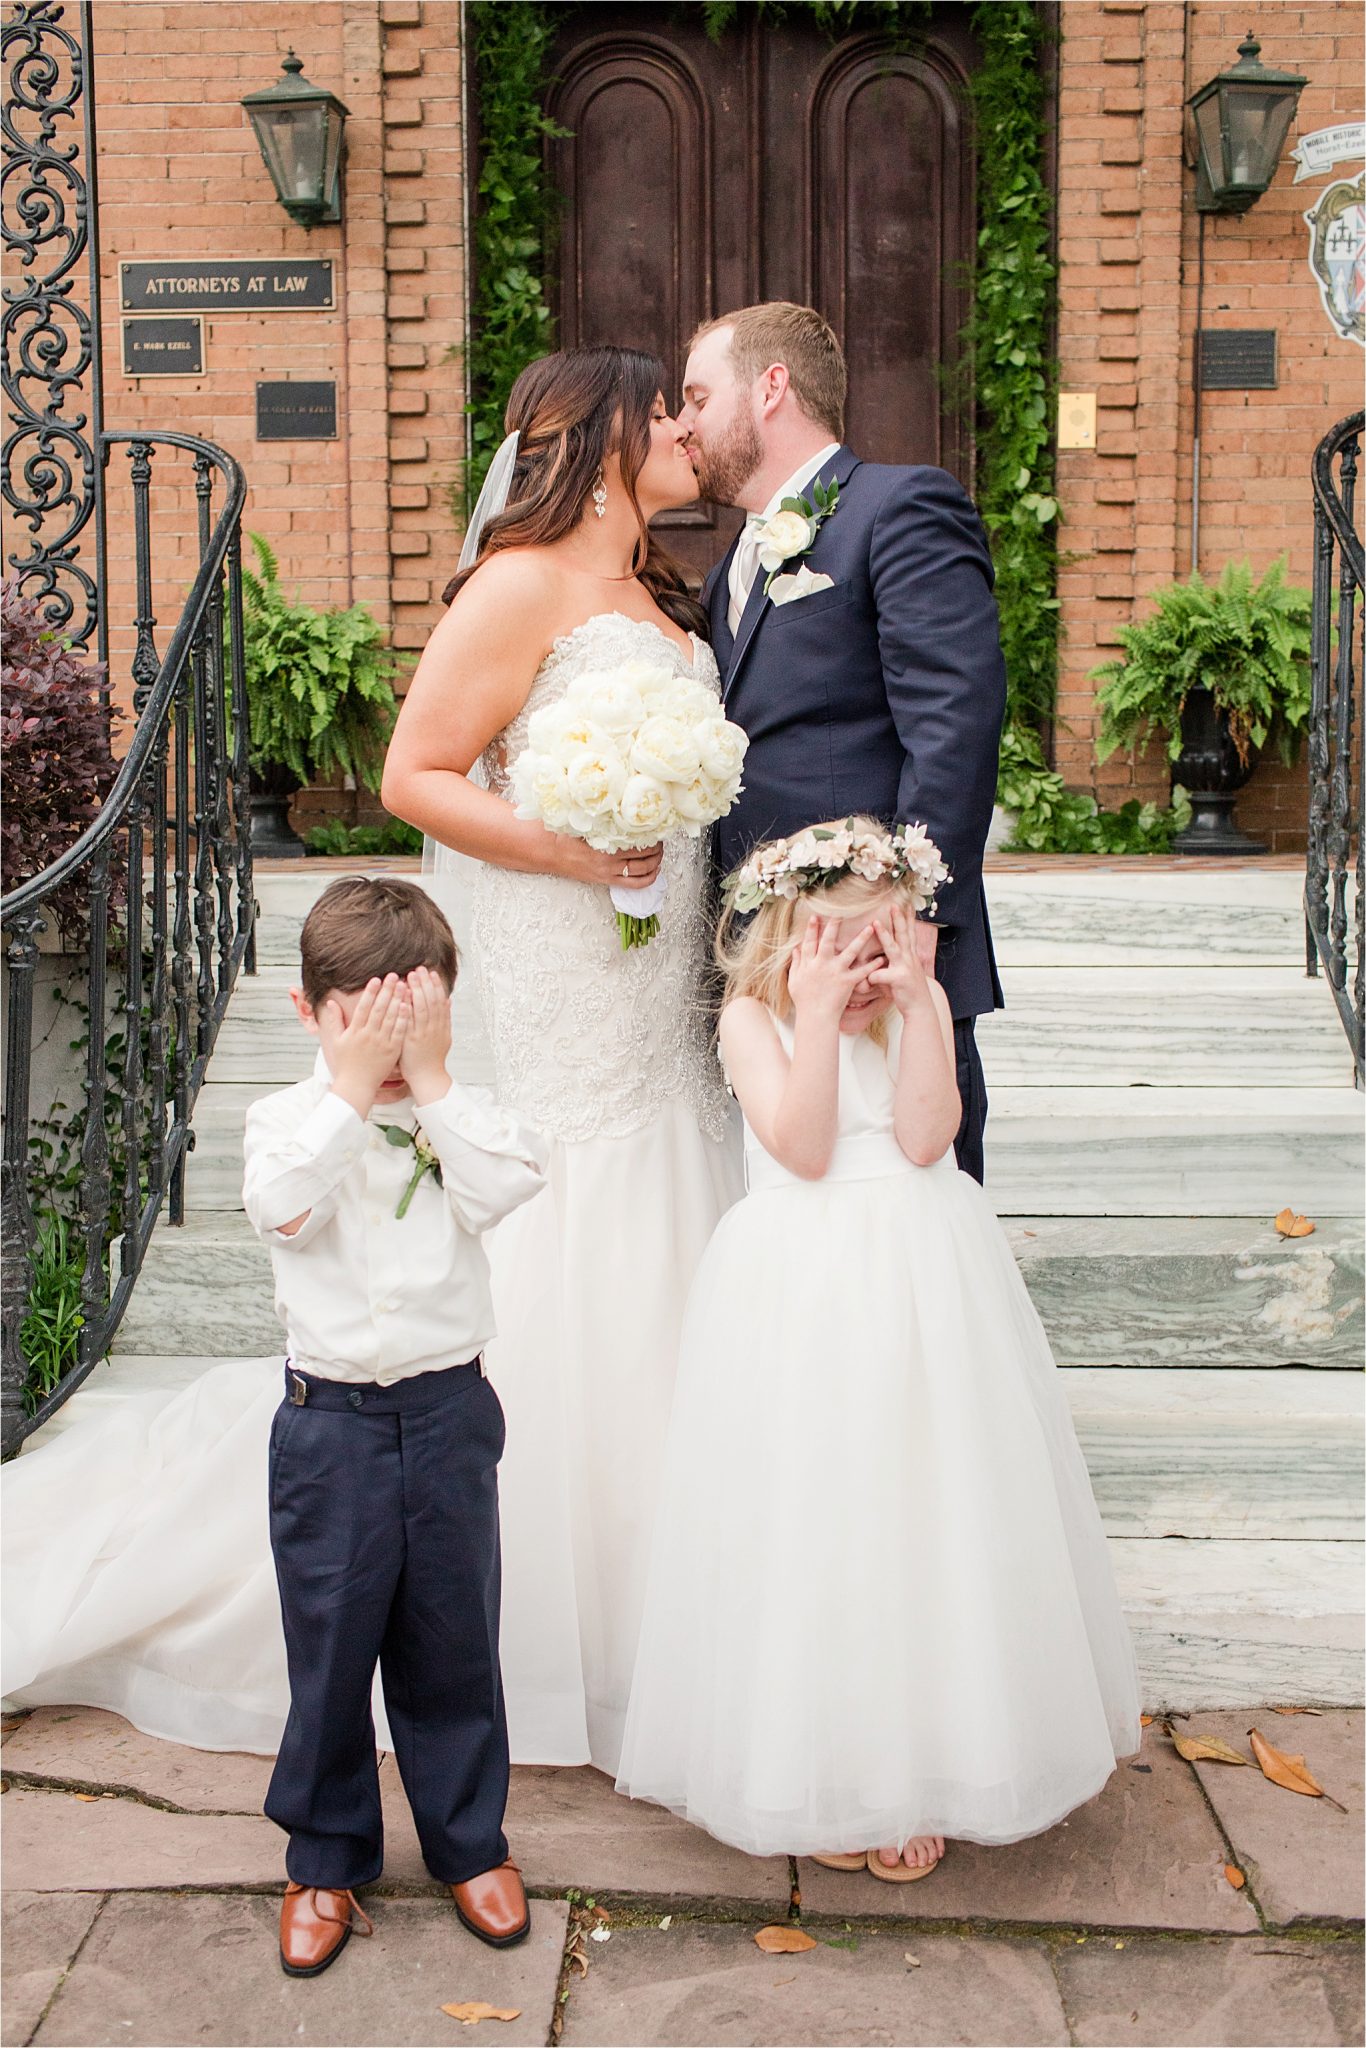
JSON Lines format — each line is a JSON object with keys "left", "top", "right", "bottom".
{"left": 768, "top": 567, "right": 836, "bottom": 607}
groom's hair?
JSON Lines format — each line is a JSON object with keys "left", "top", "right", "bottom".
{"left": 299, "top": 876, "right": 459, "bottom": 1010}
{"left": 690, "top": 303, "right": 846, "bottom": 441}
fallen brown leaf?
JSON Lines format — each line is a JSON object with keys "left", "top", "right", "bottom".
{"left": 1224, "top": 1865, "right": 1246, "bottom": 1889}
{"left": 441, "top": 2004, "right": 522, "bottom": 2025}
{"left": 72, "top": 1793, "right": 100, "bottom": 1802}
{"left": 1273, "top": 1208, "right": 1315, "bottom": 1238}
{"left": 1139, "top": 1713, "right": 1153, "bottom": 1727}
{"left": 1271, "top": 1706, "right": 1323, "bottom": 1717}
{"left": 1172, "top": 1731, "right": 1250, "bottom": 1767}
{"left": 1248, "top": 1727, "right": 1348, "bottom": 1811}
{"left": 754, "top": 1926, "right": 817, "bottom": 1954}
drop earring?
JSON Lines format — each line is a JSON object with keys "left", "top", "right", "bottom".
{"left": 592, "top": 470, "right": 608, "bottom": 519}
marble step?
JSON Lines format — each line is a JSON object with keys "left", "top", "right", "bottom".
{"left": 114, "top": 1207, "right": 1364, "bottom": 1370}
{"left": 1113, "top": 1537, "right": 1364, "bottom": 1710}
{"left": 25, "top": 1354, "right": 1364, "bottom": 1708}
{"left": 1066, "top": 1367, "right": 1363, "bottom": 1539}
{"left": 171, "top": 1075, "right": 1365, "bottom": 1220}
{"left": 979, "top": 966, "right": 1355, "bottom": 1088}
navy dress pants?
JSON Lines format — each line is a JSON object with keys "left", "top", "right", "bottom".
{"left": 952, "top": 1016, "right": 988, "bottom": 1186}
{"left": 265, "top": 1360, "right": 509, "bottom": 1891}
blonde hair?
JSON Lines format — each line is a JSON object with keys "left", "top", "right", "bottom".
{"left": 717, "top": 817, "right": 921, "bottom": 1038}
{"left": 691, "top": 302, "right": 847, "bottom": 441}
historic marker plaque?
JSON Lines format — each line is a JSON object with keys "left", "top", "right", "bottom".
{"left": 256, "top": 381, "right": 338, "bottom": 441}
{"left": 1199, "top": 329, "right": 1278, "bottom": 390}
{"left": 121, "top": 316, "right": 204, "bottom": 377}
{"left": 119, "top": 259, "right": 335, "bottom": 312}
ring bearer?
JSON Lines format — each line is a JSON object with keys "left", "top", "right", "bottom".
{"left": 242, "top": 877, "right": 548, "bottom": 1977}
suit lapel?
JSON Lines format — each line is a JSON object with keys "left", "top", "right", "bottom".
{"left": 706, "top": 530, "right": 740, "bottom": 674}
{"left": 722, "top": 445, "right": 862, "bottom": 701}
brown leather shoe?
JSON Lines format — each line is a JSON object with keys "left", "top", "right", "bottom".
{"left": 278, "top": 1883, "right": 373, "bottom": 1978}
{"left": 450, "top": 1859, "right": 530, "bottom": 1948}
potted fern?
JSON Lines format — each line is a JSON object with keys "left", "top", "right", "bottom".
{"left": 1091, "top": 558, "right": 1311, "bottom": 853}
{"left": 237, "top": 535, "right": 400, "bottom": 856}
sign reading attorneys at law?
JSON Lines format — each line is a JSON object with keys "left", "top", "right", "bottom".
{"left": 119, "top": 259, "right": 335, "bottom": 312}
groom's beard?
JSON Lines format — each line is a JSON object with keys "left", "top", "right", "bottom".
{"left": 691, "top": 410, "right": 765, "bottom": 508}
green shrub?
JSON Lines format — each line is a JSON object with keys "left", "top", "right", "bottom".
{"left": 997, "top": 724, "right": 1191, "bottom": 855}
{"left": 304, "top": 819, "right": 425, "bottom": 858}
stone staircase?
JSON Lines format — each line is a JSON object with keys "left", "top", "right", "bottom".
{"left": 64, "top": 860, "right": 1366, "bottom": 1708}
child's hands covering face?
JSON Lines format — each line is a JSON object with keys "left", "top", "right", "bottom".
{"left": 319, "top": 974, "right": 410, "bottom": 1117}
{"left": 868, "top": 904, "right": 934, "bottom": 1015}
{"left": 787, "top": 913, "right": 880, "bottom": 1025}
{"left": 398, "top": 966, "right": 453, "bottom": 1103}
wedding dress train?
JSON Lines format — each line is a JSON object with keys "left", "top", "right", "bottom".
{"left": 2, "top": 614, "right": 742, "bottom": 1775}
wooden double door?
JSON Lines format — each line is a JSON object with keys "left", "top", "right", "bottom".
{"left": 544, "top": 3, "right": 981, "bottom": 579}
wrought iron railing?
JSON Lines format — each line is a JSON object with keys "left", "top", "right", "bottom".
{"left": 1, "top": 433, "right": 255, "bottom": 1454}
{"left": 1305, "top": 411, "right": 1364, "bottom": 1087}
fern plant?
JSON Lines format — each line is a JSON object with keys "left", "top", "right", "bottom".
{"left": 1092, "top": 558, "right": 1312, "bottom": 768}
{"left": 237, "top": 534, "right": 399, "bottom": 791}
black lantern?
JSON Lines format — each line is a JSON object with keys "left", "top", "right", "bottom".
{"left": 241, "top": 51, "right": 349, "bottom": 228}
{"left": 1187, "top": 33, "right": 1307, "bottom": 214}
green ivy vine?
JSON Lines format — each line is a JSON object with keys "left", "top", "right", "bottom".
{"left": 459, "top": 1, "right": 1181, "bottom": 852}
{"left": 457, "top": 2, "right": 563, "bottom": 516}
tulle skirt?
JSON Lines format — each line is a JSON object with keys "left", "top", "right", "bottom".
{"left": 616, "top": 1153, "right": 1142, "bottom": 1856}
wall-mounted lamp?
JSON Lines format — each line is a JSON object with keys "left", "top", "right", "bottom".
{"left": 241, "top": 51, "right": 349, "bottom": 229}
{"left": 1187, "top": 32, "right": 1307, "bottom": 214}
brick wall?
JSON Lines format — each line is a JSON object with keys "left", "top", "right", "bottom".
{"left": 1056, "top": 0, "right": 1364, "bottom": 849}
{"left": 82, "top": 0, "right": 465, "bottom": 829}
{"left": 15, "top": 2, "right": 1359, "bottom": 848}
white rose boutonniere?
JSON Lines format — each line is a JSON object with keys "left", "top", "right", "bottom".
{"left": 754, "top": 475, "right": 840, "bottom": 595}
{"left": 383, "top": 1125, "right": 443, "bottom": 1219}
{"left": 769, "top": 565, "right": 835, "bottom": 608}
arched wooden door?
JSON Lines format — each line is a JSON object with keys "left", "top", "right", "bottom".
{"left": 544, "top": 3, "right": 979, "bottom": 580}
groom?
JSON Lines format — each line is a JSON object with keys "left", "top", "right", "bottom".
{"left": 680, "top": 302, "right": 1005, "bottom": 1182}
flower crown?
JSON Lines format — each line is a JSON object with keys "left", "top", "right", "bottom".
{"left": 727, "top": 820, "right": 949, "bottom": 916}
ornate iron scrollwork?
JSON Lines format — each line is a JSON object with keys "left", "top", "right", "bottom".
{"left": 2, "top": 0, "right": 104, "bottom": 652}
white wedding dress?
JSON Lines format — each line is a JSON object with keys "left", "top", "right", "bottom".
{"left": 1, "top": 614, "right": 742, "bottom": 1775}
{"left": 618, "top": 1013, "right": 1141, "bottom": 1854}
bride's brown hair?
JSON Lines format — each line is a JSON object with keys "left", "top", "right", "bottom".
{"left": 442, "top": 347, "right": 707, "bottom": 638}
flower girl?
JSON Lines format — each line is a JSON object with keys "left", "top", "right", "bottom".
{"left": 616, "top": 819, "right": 1141, "bottom": 1880}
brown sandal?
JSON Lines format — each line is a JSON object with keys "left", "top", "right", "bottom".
{"left": 810, "top": 1852, "right": 867, "bottom": 1872}
{"left": 866, "top": 1846, "right": 943, "bottom": 1883}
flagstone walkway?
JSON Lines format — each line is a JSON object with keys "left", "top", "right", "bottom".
{"left": 2, "top": 1705, "right": 1362, "bottom": 2046}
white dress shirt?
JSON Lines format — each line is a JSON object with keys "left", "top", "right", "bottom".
{"left": 726, "top": 440, "right": 842, "bottom": 634}
{"left": 242, "top": 1053, "right": 549, "bottom": 1385}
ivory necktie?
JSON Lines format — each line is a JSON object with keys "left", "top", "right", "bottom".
{"left": 726, "top": 517, "right": 767, "bottom": 637}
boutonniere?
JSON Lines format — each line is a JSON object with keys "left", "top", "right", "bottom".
{"left": 382, "top": 1124, "right": 443, "bottom": 1218}
{"left": 755, "top": 475, "right": 840, "bottom": 595}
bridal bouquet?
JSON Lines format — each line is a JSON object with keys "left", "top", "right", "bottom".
{"left": 511, "top": 656, "right": 749, "bottom": 949}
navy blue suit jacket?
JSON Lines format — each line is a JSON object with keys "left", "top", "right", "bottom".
{"left": 705, "top": 446, "right": 1006, "bottom": 1020}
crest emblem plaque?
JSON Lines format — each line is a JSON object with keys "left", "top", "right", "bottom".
{"left": 1304, "top": 174, "right": 1365, "bottom": 347}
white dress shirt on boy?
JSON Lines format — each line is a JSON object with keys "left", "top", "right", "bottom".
{"left": 726, "top": 440, "right": 841, "bottom": 634}
{"left": 243, "top": 1053, "right": 548, "bottom": 1386}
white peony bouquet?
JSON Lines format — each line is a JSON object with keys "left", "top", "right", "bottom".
{"left": 511, "top": 656, "right": 749, "bottom": 949}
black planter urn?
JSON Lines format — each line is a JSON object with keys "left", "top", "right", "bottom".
{"left": 247, "top": 763, "right": 306, "bottom": 859}
{"left": 1171, "top": 686, "right": 1266, "bottom": 855}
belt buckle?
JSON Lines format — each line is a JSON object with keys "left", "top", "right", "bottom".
{"left": 288, "top": 1370, "right": 309, "bottom": 1407}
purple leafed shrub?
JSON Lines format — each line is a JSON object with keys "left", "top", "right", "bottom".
{"left": 1, "top": 578, "right": 121, "bottom": 934}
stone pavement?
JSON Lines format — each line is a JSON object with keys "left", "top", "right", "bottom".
{"left": 2, "top": 1707, "right": 1361, "bottom": 2047}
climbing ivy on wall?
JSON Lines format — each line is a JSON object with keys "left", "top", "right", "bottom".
{"left": 458, "top": 2, "right": 562, "bottom": 517}
{"left": 459, "top": 1, "right": 1181, "bottom": 848}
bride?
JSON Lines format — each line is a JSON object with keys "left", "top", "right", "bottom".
{"left": 1, "top": 348, "right": 741, "bottom": 1776}
{"left": 382, "top": 347, "right": 740, "bottom": 1770}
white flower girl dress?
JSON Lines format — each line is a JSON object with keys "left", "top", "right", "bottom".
{"left": 617, "top": 1011, "right": 1142, "bottom": 1857}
